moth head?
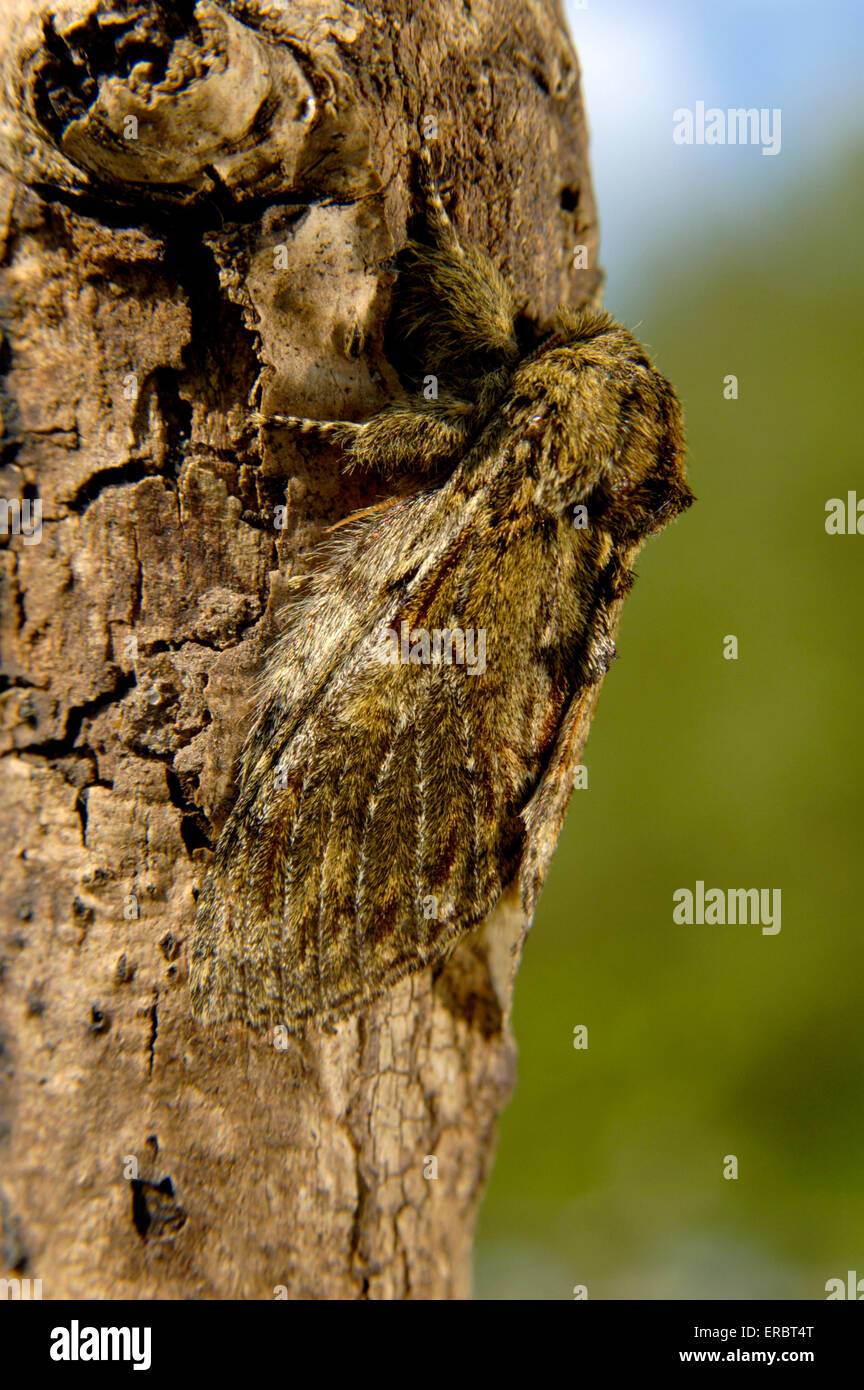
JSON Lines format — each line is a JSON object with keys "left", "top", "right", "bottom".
{"left": 512, "top": 306, "right": 693, "bottom": 539}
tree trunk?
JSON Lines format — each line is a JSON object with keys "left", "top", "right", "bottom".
{"left": 0, "top": 0, "right": 600, "bottom": 1299}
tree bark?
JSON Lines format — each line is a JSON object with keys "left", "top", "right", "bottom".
{"left": 0, "top": 0, "right": 600, "bottom": 1299}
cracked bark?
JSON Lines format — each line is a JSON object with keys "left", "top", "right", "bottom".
{"left": 0, "top": 0, "right": 600, "bottom": 1299}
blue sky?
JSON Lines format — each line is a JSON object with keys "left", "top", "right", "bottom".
{"left": 565, "top": 0, "right": 864, "bottom": 308}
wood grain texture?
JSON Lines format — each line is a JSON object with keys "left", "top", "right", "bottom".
{"left": 0, "top": 0, "right": 602, "bottom": 1299}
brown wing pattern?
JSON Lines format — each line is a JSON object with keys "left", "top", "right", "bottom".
{"left": 190, "top": 491, "right": 603, "bottom": 1029}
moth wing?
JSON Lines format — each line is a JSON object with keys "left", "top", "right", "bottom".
{"left": 191, "top": 487, "right": 592, "bottom": 1029}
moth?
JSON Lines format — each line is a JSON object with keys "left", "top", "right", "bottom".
{"left": 190, "top": 149, "right": 692, "bottom": 1031}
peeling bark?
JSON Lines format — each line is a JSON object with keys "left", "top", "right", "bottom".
{"left": 0, "top": 0, "right": 600, "bottom": 1299}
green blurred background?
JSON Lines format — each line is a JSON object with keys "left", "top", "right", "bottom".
{"left": 475, "top": 1, "right": 863, "bottom": 1299}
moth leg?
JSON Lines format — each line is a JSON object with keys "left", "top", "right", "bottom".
{"left": 391, "top": 147, "right": 519, "bottom": 384}
{"left": 249, "top": 396, "right": 475, "bottom": 476}
{"left": 248, "top": 412, "right": 358, "bottom": 445}
{"left": 339, "top": 394, "right": 477, "bottom": 475}
{"left": 416, "top": 144, "right": 464, "bottom": 257}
